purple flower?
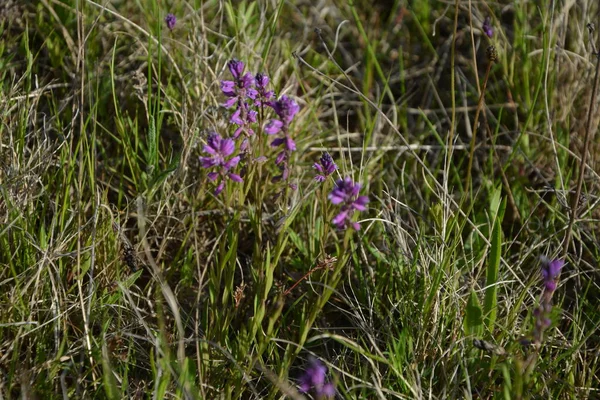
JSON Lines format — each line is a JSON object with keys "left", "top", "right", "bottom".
{"left": 265, "top": 95, "right": 300, "bottom": 182}
{"left": 482, "top": 16, "right": 493, "bottom": 38}
{"left": 314, "top": 153, "right": 337, "bottom": 182}
{"left": 221, "top": 60, "right": 258, "bottom": 109}
{"left": 541, "top": 258, "right": 564, "bottom": 292}
{"left": 265, "top": 95, "right": 300, "bottom": 134}
{"left": 271, "top": 136, "right": 296, "bottom": 152}
{"left": 527, "top": 256, "right": 564, "bottom": 346}
{"left": 200, "top": 132, "right": 243, "bottom": 195}
{"left": 228, "top": 59, "right": 245, "bottom": 80}
{"left": 254, "top": 73, "right": 274, "bottom": 106}
{"left": 230, "top": 102, "right": 258, "bottom": 138}
{"left": 329, "top": 177, "right": 369, "bottom": 230}
{"left": 298, "top": 358, "right": 336, "bottom": 399}
{"left": 220, "top": 60, "right": 260, "bottom": 139}
{"left": 165, "top": 13, "right": 177, "bottom": 31}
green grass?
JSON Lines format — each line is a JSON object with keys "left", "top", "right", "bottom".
{"left": 1, "top": 0, "right": 599, "bottom": 398}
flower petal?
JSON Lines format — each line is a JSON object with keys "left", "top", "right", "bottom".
{"left": 275, "top": 151, "right": 286, "bottom": 165}
{"left": 240, "top": 72, "right": 255, "bottom": 88}
{"left": 223, "top": 97, "right": 238, "bottom": 109}
{"left": 328, "top": 193, "right": 345, "bottom": 204}
{"left": 271, "top": 138, "right": 285, "bottom": 148}
{"left": 332, "top": 210, "right": 348, "bottom": 226}
{"left": 224, "top": 156, "right": 240, "bottom": 169}
{"left": 246, "top": 88, "right": 258, "bottom": 99}
{"left": 248, "top": 110, "right": 257, "bottom": 123}
{"left": 219, "top": 138, "right": 234, "bottom": 156}
{"left": 220, "top": 80, "right": 236, "bottom": 95}
{"left": 285, "top": 136, "right": 296, "bottom": 151}
{"left": 264, "top": 119, "right": 283, "bottom": 135}
{"left": 227, "top": 59, "right": 244, "bottom": 79}
{"left": 214, "top": 181, "right": 225, "bottom": 195}
{"left": 228, "top": 172, "right": 243, "bottom": 182}
{"left": 200, "top": 157, "right": 216, "bottom": 168}
{"left": 230, "top": 108, "right": 244, "bottom": 125}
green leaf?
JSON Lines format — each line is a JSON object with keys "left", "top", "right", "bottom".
{"left": 149, "top": 152, "right": 180, "bottom": 188}
{"left": 465, "top": 290, "right": 483, "bottom": 336}
{"left": 101, "top": 341, "right": 120, "bottom": 400}
{"left": 121, "top": 269, "right": 144, "bottom": 288}
{"left": 147, "top": 117, "right": 157, "bottom": 171}
{"left": 287, "top": 230, "right": 307, "bottom": 258}
{"left": 484, "top": 205, "right": 502, "bottom": 332}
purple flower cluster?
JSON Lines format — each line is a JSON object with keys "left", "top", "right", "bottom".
{"left": 314, "top": 153, "right": 337, "bottom": 182}
{"left": 329, "top": 177, "right": 369, "bottom": 230}
{"left": 266, "top": 95, "right": 300, "bottom": 182}
{"left": 541, "top": 258, "right": 563, "bottom": 293}
{"left": 221, "top": 60, "right": 259, "bottom": 139}
{"left": 531, "top": 257, "right": 564, "bottom": 345}
{"left": 201, "top": 59, "right": 303, "bottom": 195}
{"left": 298, "top": 358, "right": 335, "bottom": 399}
{"left": 482, "top": 16, "right": 493, "bottom": 38}
{"left": 200, "top": 133, "right": 243, "bottom": 195}
{"left": 165, "top": 13, "right": 176, "bottom": 31}
{"left": 254, "top": 73, "right": 274, "bottom": 107}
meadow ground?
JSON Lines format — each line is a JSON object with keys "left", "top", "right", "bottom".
{"left": 1, "top": 0, "right": 599, "bottom": 398}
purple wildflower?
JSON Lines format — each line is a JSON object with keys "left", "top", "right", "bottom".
{"left": 314, "top": 153, "right": 337, "bottom": 182}
{"left": 265, "top": 95, "right": 300, "bottom": 182}
{"left": 482, "top": 16, "right": 493, "bottom": 38}
{"left": 200, "top": 132, "right": 243, "bottom": 195}
{"left": 254, "top": 73, "right": 274, "bottom": 107}
{"left": 221, "top": 60, "right": 257, "bottom": 109}
{"left": 540, "top": 257, "right": 564, "bottom": 293}
{"left": 230, "top": 101, "right": 258, "bottom": 139}
{"left": 298, "top": 358, "right": 336, "bottom": 399}
{"left": 220, "top": 60, "right": 259, "bottom": 138}
{"left": 329, "top": 177, "right": 369, "bottom": 230}
{"left": 529, "top": 257, "right": 564, "bottom": 347}
{"left": 265, "top": 95, "right": 300, "bottom": 135}
{"left": 165, "top": 13, "right": 177, "bottom": 31}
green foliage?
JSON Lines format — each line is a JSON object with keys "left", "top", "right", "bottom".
{"left": 483, "top": 186, "right": 505, "bottom": 332}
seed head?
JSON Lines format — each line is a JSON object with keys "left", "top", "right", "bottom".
{"left": 486, "top": 45, "right": 498, "bottom": 62}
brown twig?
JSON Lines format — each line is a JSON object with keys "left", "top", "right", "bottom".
{"left": 283, "top": 256, "right": 337, "bottom": 296}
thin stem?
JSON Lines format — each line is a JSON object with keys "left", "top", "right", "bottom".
{"left": 449, "top": 0, "right": 460, "bottom": 157}
{"left": 562, "top": 40, "right": 600, "bottom": 258}
{"left": 465, "top": 62, "right": 493, "bottom": 194}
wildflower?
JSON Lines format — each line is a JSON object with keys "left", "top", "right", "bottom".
{"left": 200, "top": 132, "right": 243, "bottom": 195}
{"left": 298, "top": 358, "right": 336, "bottom": 399}
{"left": 230, "top": 101, "right": 258, "bottom": 139}
{"left": 254, "top": 73, "right": 274, "bottom": 107}
{"left": 221, "top": 59, "right": 257, "bottom": 109}
{"left": 314, "top": 153, "right": 337, "bottom": 182}
{"left": 165, "top": 13, "right": 177, "bottom": 31}
{"left": 540, "top": 257, "right": 564, "bottom": 293}
{"left": 529, "top": 257, "right": 564, "bottom": 346}
{"left": 482, "top": 16, "right": 493, "bottom": 38}
{"left": 264, "top": 95, "right": 300, "bottom": 182}
{"left": 265, "top": 95, "right": 300, "bottom": 135}
{"left": 220, "top": 60, "right": 259, "bottom": 138}
{"left": 329, "top": 177, "right": 369, "bottom": 230}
